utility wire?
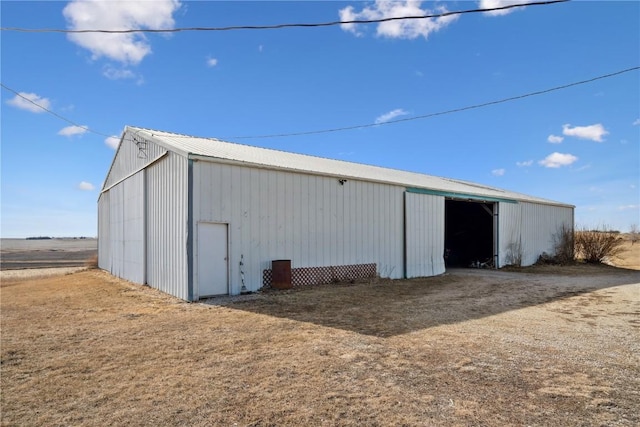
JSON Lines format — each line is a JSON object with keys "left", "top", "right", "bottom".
{"left": 0, "top": 83, "right": 116, "bottom": 139}
{"left": 3, "top": 66, "right": 636, "bottom": 143}
{"left": 1, "top": 0, "right": 568, "bottom": 33}
{"left": 227, "top": 66, "right": 640, "bottom": 140}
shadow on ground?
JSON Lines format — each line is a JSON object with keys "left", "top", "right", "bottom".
{"left": 210, "top": 266, "right": 640, "bottom": 338}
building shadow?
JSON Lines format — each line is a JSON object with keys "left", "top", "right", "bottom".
{"left": 207, "top": 267, "right": 640, "bottom": 338}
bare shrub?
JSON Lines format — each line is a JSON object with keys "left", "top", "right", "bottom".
{"left": 552, "top": 224, "right": 575, "bottom": 264}
{"left": 535, "top": 224, "right": 574, "bottom": 265}
{"left": 574, "top": 225, "right": 625, "bottom": 263}
{"left": 504, "top": 239, "right": 523, "bottom": 266}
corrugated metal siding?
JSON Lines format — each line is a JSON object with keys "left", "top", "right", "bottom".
{"left": 105, "top": 172, "right": 145, "bottom": 283}
{"left": 405, "top": 192, "right": 445, "bottom": 277}
{"left": 498, "top": 202, "right": 574, "bottom": 267}
{"left": 109, "top": 182, "right": 124, "bottom": 277}
{"left": 192, "top": 160, "right": 405, "bottom": 295}
{"left": 122, "top": 171, "right": 145, "bottom": 283}
{"left": 103, "top": 130, "right": 166, "bottom": 188}
{"left": 498, "top": 202, "right": 523, "bottom": 267}
{"left": 97, "top": 192, "right": 110, "bottom": 270}
{"left": 146, "top": 152, "right": 189, "bottom": 300}
{"left": 519, "top": 202, "right": 574, "bottom": 266}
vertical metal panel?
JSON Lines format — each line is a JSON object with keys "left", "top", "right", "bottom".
{"left": 499, "top": 201, "right": 574, "bottom": 267}
{"left": 146, "top": 152, "right": 189, "bottom": 300}
{"left": 122, "top": 171, "right": 145, "bottom": 283}
{"left": 519, "top": 202, "right": 574, "bottom": 266}
{"left": 109, "top": 182, "right": 124, "bottom": 277}
{"left": 105, "top": 172, "right": 145, "bottom": 283}
{"left": 498, "top": 202, "right": 523, "bottom": 267}
{"left": 104, "top": 131, "right": 166, "bottom": 188}
{"left": 97, "top": 192, "right": 110, "bottom": 270}
{"left": 193, "top": 161, "right": 405, "bottom": 295}
{"left": 405, "top": 192, "right": 445, "bottom": 277}
{"left": 187, "top": 159, "right": 194, "bottom": 301}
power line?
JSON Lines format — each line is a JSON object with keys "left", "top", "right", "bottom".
{"left": 0, "top": 83, "right": 116, "bottom": 139}
{"left": 1, "top": 0, "right": 568, "bottom": 34}
{"left": 226, "top": 66, "right": 640, "bottom": 140}
{"left": 4, "top": 67, "right": 635, "bottom": 143}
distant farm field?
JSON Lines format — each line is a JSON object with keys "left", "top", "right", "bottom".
{"left": 2, "top": 263, "right": 639, "bottom": 426}
{"left": 0, "top": 238, "right": 97, "bottom": 270}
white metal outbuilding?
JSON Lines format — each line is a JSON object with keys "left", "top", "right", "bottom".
{"left": 98, "top": 126, "right": 574, "bottom": 301}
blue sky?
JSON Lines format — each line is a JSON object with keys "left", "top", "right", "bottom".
{"left": 1, "top": 0, "right": 638, "bottom": 237}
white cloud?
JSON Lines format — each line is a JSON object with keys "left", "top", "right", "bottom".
{"left": 633, "top": 118, "right": 640, "bottom": 126}
{"left": 63, "top": 0, "right": 181, "bottom": 65}
{"left": 78, "top": 181, "right": 95, "bottom": 191}
{"left": 105, "top": 136, "right": 120, "bottom": 149}
{"left": 547, "top": 134, "right": 564, "bottom": 144}
{"left": 539, "top": 152, "right": 578, "bottom": 168}
{"left": 618, "top": 204, "right": 639, "bottom": 211}
{"left": 479, "top": 0, "right": 531, "bottom": 17}
{"left": 375, "top": 108, "right": 409, "bottom": 124}
{"left": 562, "top": 123, "right": 608, "bottom": 142}
{"left": 491, "top": 168, "right": 505, "bottom": 176}
{"left": 339, "top": 1, "right": 459, "bottom": 39}
{"left": 103, "top": 65, "right": 137, "bottom": 80}
{"left": 339, "top": 6, "right": 361, "bottom": 35}
{"left": 206, "top": 57, "right": 218, "bottom": 67}
{"left": 6, "top": 92, "right": 51, "bottom": 113}
{"left": 58, "top": 125, "right": 88, "bottom": 137}
{"left": 516, "top": 160, "right": 533, "bottom": 167}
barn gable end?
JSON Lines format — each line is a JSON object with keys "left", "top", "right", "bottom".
{"left": 98, "top": 128, "right": 189, "bottom": 299}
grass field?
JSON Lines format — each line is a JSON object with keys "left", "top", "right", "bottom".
{"left": 0, "top": 238, "right": 97, "bottom": 270}
{"left": 2, "top": 261, "right": 639, "bottom": 426}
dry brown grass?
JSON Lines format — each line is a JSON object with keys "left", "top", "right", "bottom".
{"left": 608, "top": 235, "right": 640, "bottom": 270}
{"left": 2, "top": 266, "right": 639, "bottom": 426}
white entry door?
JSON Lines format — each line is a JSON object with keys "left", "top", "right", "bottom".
{"left": 197, "top": 222, "right": 228, "bottom": 297}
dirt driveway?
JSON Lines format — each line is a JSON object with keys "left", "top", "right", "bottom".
{"left": 1, "top": 266, "right": 639, "bottom": 426}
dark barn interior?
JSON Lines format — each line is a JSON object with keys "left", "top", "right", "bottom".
{"left": 444, "top": 199, "right": 494, "bottom": 268}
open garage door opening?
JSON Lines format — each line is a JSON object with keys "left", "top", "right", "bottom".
{"left": 445, "top": 199, "right": 495, "bottom": 268}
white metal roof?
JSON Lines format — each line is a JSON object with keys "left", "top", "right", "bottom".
{"left": 125, "top": 126, "right": 573, "bottom": 207}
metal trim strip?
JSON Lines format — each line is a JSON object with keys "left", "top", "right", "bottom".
{"left": 406, "top": 187, "right": 518, "bottom": 204}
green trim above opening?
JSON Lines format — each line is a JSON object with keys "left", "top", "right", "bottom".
{"left": 406, "top": 187, "right": 518, "bottom": 204}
